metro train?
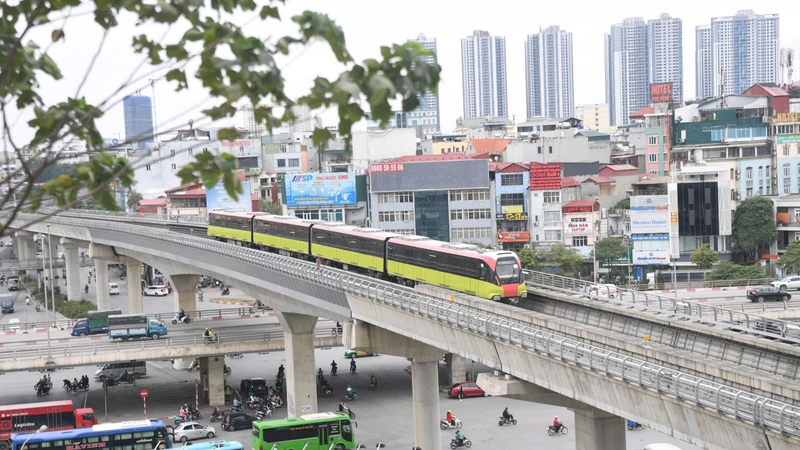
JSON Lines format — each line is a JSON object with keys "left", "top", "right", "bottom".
{"left": 207, "top": 211, "right": 527, "bottom": 302}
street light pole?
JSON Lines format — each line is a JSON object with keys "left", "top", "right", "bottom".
{"left": 592, "top": 200, "right": 598, "bottom": 283}
{"left": 21, "top": 425, "right": 47, "bottom": 450}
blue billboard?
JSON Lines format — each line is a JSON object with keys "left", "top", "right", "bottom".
{"left": 206, "top": 181, "right": 252, "bottom": 212}
{"left": 286, "top": 173, "right": 356, "bottom": 207}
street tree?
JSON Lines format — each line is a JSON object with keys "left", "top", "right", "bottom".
{"left": 689, "top": 244, "right": 719, "bottom": 270}
{"left": 778, "top": 240, "right": 800, "bottom": 276}
{"left": 593, "top": 237, "right": 628, "bottom": 271}
{"left": 258, "top": 199, "right": 283, "bottom": 215}
{"left": 0, "top": 0, "right": 440, "bottom": 234}
{"left": 540, "top": 244, "right": 585, "bottom": 277}
{"left": 732, "top": 197, "right": 777, "bottom": 260}
{"left": 126, "top": 191, "right": 143, "bottom": 212}
{"left": 516, "top": 247, "right": 540, "bottom": 271}
{"left": 705, "top": 261, "right": 765, "bottom": 281}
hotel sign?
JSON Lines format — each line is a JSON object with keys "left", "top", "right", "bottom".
{"left": 650, "top": 82, "right": 673, "bottom": 103}
{"left": 775, "top": 112, "right": 800, "bottom": 124}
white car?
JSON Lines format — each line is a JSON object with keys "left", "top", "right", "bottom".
{"left": 8, "top": 318, "right": 20, "bottom": 331}
{"left": 143, "top": 285, "right": 168, "bottom": 296}
{"left": 770, "top": 276, "right": 800, "bottom": 291}
{"left": 585, "top": 283, "right": 618, "bottom": 299}
{"left": 172, "top": 422, "right": 216, "bottom": 443}
{"left": 109, "top": 283, "right": 120, "bottom": 295}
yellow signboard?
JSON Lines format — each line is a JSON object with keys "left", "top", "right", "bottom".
{"left": 670, "top": 212, "right": 678, "bottom": 224}
{"left": 775, "top": 112, "right": 800, "bottom": 123}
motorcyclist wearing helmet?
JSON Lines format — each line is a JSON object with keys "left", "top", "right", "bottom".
{"left": 446, "top": 410, "right": 454, "bottom": 426}
{"left": 553, "top": 415, "right": 562, "bottom": 433}
{"left": 178, "top": 309, "right": 186, "bottom": 320}
{"left": 502, "top": 407, "right": 513, "bottom": 422}
{"left": 370, "top": 374, "right": 377, "bottom": 387}
{"left": 454, "top": 430, "right": 465, "bottom": 446}
{"left": 346, "top": 384, "right": 356, "bottom": 399}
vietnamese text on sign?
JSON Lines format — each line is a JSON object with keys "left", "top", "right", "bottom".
{"left": 369, "top": 163, "right": 405, "bottom": 173}
{"left": 529, "top": 163, "right": 562, "bottom": 191}
{"left": 286, "top": 173, "right": 357, "bottom": 207}
{"left": 650, "top": 82, "right": 672, "bottom": 103}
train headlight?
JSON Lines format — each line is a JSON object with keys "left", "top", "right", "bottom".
{"left": 492, "top": 295, "right": 501, "bottom": 301}
{"left": 521, "top": 292, "right": 528, "bottom": 298}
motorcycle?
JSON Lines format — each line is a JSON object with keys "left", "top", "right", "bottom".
{"left": 62, "top": 379, "right": 74, "bottom": 393}
{"left": 344, "top": 392, "right": 357, "bottom": 401}
{"left": 340, "top": 403, "right": 355, "bottom": 419}
{"left": 440, "top": 418, "right": 463, "bottom": 430}
{"left": 34, "top": 381, "right": 52, "bottom": 396}
{"left": 204, "top": 335, "right": 219, "bottom": 344}
{"left": 35, "top": 304, "right": 41, "bottom": 312}
{"left": 626, "top": 420, "right": 645, "bottom": 431}
{"left": 548, "top": 425, "right": 569, "bottom": 436}
{"left": 449, "top": 439, "right": 472, "bottom": 449}
{"left": 221, "top": 286, "right": 230, "bottom": 296}
{"left": 187, "top": 359, "right": 200, "bottom": 372}
{"left": 349, "top": 363, "right": 356, "bottom": 375}
{"left": 498, "top": 416, "right": 517, "bottom": 426}
{"left": 223, "top": 366, "right": 231, "bottom": 376}
{"left": 172, "top": 314, "right": 190, "bottom": 325}
{"left": 210, "top": 406, "right": 225, "bottom": 423}
{"left": 231, "top": 400, "right": 244, "bottom": 413}
{"left": 247, "top": 396, "right": 264, "bottom": 410}
{"left": 269, "top": 397, "right": 283, "bottom": 409}
{"left": 227, "top": 353, "right": 243, "bottom": 359}
{"left": 255, "top": 404, "right": 272, "bottom": 420}
{"left": 103, "top": 378, "right": 120, "bottom": 387}
{"left": 331, "top": 364, "right": 338, "bottom": 376}
{"left": 370, "top": 380, "right": 377, "bottom": 390}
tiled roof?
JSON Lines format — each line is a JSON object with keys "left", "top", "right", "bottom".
{"left": 470, "top": 138, "right": 511, "bottom": 154}
{"left": 583, "top": 176, "right": 616, "bottom": 184}
{"left": 602, "top": 164, "right": 638, "bottom": 171}
{"left": 561, "top": 177, "right": 580, "bottom": 187}
{"left": 563, "top": 200, "right": 598, "bottom": 208}
{"left": 630, "top": 106, "right": 655, "bottom": 118}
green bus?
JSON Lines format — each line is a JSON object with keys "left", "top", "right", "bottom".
{"left": 251, "top": 412, "right": 355, "bottom": 450}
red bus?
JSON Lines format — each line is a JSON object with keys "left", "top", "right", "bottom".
{"left": 0, "top": 401, "right": 96, "bottom": 450}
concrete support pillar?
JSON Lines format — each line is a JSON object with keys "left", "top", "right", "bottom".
{"left": 411, "top": 358, "right": 441, "bottom": 450}
{"left": 170, "top": 275, "right": 200, "bottom": 312}
{"left": 445, "top": 353, "right": 468, "bottom": 384}
{"left": 571, "top": 408, "right": 626, "bottom": 450}
{"left": 125, "top": 261, "right": 143, "bottom": 313}
{"left": 277, "top": 312, "right": 318, "bottom": 418}
{"left": 40, "top": 236, "right": 53, "bottom": 282}
{"left": 15, "top": 232, "right": 32, "bottom": 261}
{"left": 206, "top": 356, "right": 226, "bottom": 406}
{"left": 63, "top": 246, "right": 81, "bottom": 300}
{"left": 95, "top": 260, "right": 110, "bottom": 310}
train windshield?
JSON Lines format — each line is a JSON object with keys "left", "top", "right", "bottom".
{"left": 495, "top": 258, "right": 521, "bottom": 285}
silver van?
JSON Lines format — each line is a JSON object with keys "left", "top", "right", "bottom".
{"left": 94, "top": 361, "right": 147, "bottom": 380}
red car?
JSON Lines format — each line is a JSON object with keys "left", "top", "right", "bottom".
{"left": 447, "top": 382, "right": 485, "bottom": 399}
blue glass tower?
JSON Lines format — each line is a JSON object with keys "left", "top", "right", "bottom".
{"left": 123, "top": 96, "right": 154, "bottom": 150}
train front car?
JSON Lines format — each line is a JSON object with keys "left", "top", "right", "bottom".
{"left": 483, "top": 251, "right": 527, "bottom": 303}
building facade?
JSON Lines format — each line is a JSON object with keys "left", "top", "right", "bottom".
{"left": 574, "top": 104, "right": 612, "bottom": 132}
{"left": 420, "top": 135, "right": 469, "bottom": 155}
{"left": 492, "top": 163, "right": 530, "bottom": 251}
{"left": 524, "top": 26, "right": 574, "bottom": 119}
{"left": 774, "top": 112, "right": 800, "bottom": 194}
{"left": 605, "top": 18, "right": 649, "bottom": 127}
{"left": 701, "top": 10, "right": 780, "bottom": 97}
{"left": 647, "top": 14, "right": 683, "bottom": 105}
{"left": 123, "top": 96, "right": 154, "bottom": 150}
{"left": 416, "top": 33, "right": 440, "bottom": 134}
{"left": 695, "top": 26, "right": 713, "bottom": 99}
{"left": 461, "top": 30, "right": 508, "bottom": 119}
{"left": 562, "top": 200, "right": 601, "bottom": 249}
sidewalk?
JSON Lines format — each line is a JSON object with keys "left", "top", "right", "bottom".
{"left": 654, "top": 286, "right": 749, "bottom": 294}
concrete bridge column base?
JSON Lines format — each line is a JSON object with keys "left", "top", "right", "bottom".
{"left": 94, "top": 260, "right": 110, "bottom": 310}
{"left": 15, "top": 231, "right": 33, "bottom": 261}
{"left": 172, "top": 358, "right": 193, "bottom": 371}
{"left": 206, "top": 356, "right": 226, "bottom": 406}
{"left": 170, "top": 275, "right": 200, "bottom": 312}
{"left": 444, "top": 353, "right": 468, "bottom": 384}
{"left": 277, "top": 312, "right": 318, "bottom": 417}
{"left": 124, "top": 260, "right": 143, "bottom": 313}
{"left": 570, "top": 407, "right": 626, "bottom": 450}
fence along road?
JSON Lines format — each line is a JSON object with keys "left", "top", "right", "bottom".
{"left": 6, "top": 212, "right": 800, "bottom": 440}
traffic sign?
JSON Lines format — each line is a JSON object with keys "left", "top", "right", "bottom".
{"left": 140, "top": 389, "right": 148, "bottom": 398}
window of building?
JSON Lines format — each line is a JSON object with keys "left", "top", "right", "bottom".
{"left": 784, "top": 145, "right": 791, "bottom": 156}
{"left": 571, "top": 217, "right": 586, "bottom": 223}
{"left": 378, "top": 192, "right": 413, "bottom": 204}
{"left": 758, "top": 166, "right": 763, "bottom": 178}
{"left": 745, "top": 167, "right": 752, "bottom": 179}
{"left": 784, "top": 164, "right": 791, "bottom": 177}
{"left": 746, "top": 187, "right": 753, "bottom": 198}
{"left": 500, "top": 193, "right": 525, "bottom": 207}
{"left": 548, "top": 146, "right": 553, "bottom": 154}
{"left": 648, "top": 136, "right": 658, "bottom": 145}
{"left": 451, "top": 227, "right": 492, "bottom": 240}
{"left": 537, "top": 147, "right": 542, "bottom": 154}
{"left": 145, "top": 164, "right": 151, "bottom": 171}
{"left": 572, "top": 236, "right": 588, "bottom": 246}
{"left": 649, "top": 154, "right": 657, "bottom": 162}
{"left": 449, "top": 190, "right": 490, "bottom": 202}
{"left": 543, "top": 191, "right": 560, "bottom": 203}
{"left": 785, "top": 184, "right": 791, "bottom": 194}
{"left": 450, "top": 209, "right": 491, "bottom": 220}
{"left": 382, "top": 229, "right": 415, "bottom": 235}
{"left": 378, "top": 211, "right": 414, "bottom": 222}
{"left": 171, "top": 163, "right": 176, "bottom": 170}
{"left": 288, "top": 158, "right": 300, "bottom": 167}
{"left": 543, "top": 211, "right": 561, "bottom": 223}
{"left": 279, "top": 144, "right": 288, "bottom": 153}
{"left": 544, "top": 230, "right": 561, "bottom": 241}
{"left": 277, "top": 159, "right": 286, "bottom": 168}
{"left": 500, "top": 173, "right": 524, "bottom": 186}
{"left": 170, "top": 149, "right": 175, "bottom": 156}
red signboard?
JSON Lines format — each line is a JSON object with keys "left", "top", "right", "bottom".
{"left": 496, "top": 232, "right": 530, "bottom": 243}
{"left": 562, "top": 205, "right": 594, "bottom": 213}
{"left": 529, "top": 163, "right": 562, "bottom": 190}
{"left": 368, "top": 163, "right": 405, "bottom": 173}
{"left": 650, "top": 82, "right": 673, "bottom": 103}
{"left": 140, "top": 389, "right": 148, "bottom": 398}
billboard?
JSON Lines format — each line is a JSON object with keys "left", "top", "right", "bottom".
{"left": 633, "top": 249, "right": 669, "bottom": 266}
{"left": 777, "top": 134, "right": 800, "bottom": 145}
{"left": 529, "top": 163, "right": 562, "bottom": 190}
{"left": 563, "top": 221, "right": 593, "bottom": 236}
{"left": 496, "top": 231, "right": 530, "bottom": 243}
{"left": 650, "top": 82, "right": 673, "bottom": 103}
{"left": 370, "top": 159, "right": 489, "bottom": 193}
{"left": 630, "top": 195, "right": 669, "bottom": 234}
{"left": 206, "top": 181, "right": 253, "bottom": 212}
{"left": 286, "top": 173, "right": 357, "bottom": 207}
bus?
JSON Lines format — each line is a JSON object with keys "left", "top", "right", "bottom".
{"left": 251, "top": 413, "right": 354, "bottom": 450}
{"left": 0, "top": 401, "right": 97, "bottom": 450}
{"left": 11, "top": 420, "right": 172, "bottom": 450}
{"left": 181, "top": 441, "right": 243, "bottom": 450}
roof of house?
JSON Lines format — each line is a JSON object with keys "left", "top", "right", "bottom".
{"left": 630, "top": 106, "right": 655, "bottom": 118}
{"left": 747, "top": 82, "right": 789, "bottom": 97}
{"left": 470, "top": 138, "right": 511, "bottom": 154}
{"left": 489, "top": 162, "right": 528, "bottom": 172}
{"left": 602, "top": 164, "right": 638, "bottom": 172}
{"left": 633, "top": 175, "right": 672, "bottom": 185}
{"left": 389, "top": 154, "right": 468, "bottom": 163}
{"left": 165, "top": 183, "right": 203, "bottom": 195}
{"left": 583, "top": 176, "right": 616, "bottom": 184}
{"left": 561, "top": 177, "right": 580, "bottom": 187}
{"left": 563, "top": 200, "right": 599, "bottom": 208}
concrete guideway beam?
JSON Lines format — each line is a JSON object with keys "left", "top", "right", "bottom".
{"left": 170, "top": 274, "right": 200, "bottom": 312}
{"left": 477, "top": 372, "right": 597, "bottom": 410}
{"left": 277, "top": 312, "right": 318, "bottom": 418}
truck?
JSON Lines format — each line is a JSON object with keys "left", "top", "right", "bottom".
{"left": 71, "top": 309, "right": 123, "bottom": 336}
{"left": 0, "top": 400, "right": 97, "bottom": 450}
{"left": 107, "top": 313, "right": 167, "bottom": 340}
{"left": 1, "top": 294, "right": 14, "bottom": 313}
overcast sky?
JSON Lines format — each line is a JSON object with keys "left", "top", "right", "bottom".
{"left": 11, "top": 0, "right": 800, "bottom": 144}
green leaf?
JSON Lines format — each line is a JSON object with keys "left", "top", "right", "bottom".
{"left": 216, "top": 127, "right": 239, "bottom": 141}
{"left": 260, "top": 5, "right": 280, "bottom": 19}
{"left": 51, "top": 29, "right": 65, "bottom": 42}
{"left": 165, "top": 69, "right": 189, "bottom": 90}
{"left": 311, "top": 127, "right": 333, "bottom": 150}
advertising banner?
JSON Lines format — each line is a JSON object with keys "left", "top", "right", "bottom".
{"left": 496, "top": 231, "right": 530, "bottom": 243}
{"left": 630, "top": 195, "right": 669, "bottom": 234}
{"left": 563, "top": 221, "right": 593, "bottom": 236}
{"left": 633, "top": 249, "right": 670, "bottom": 266}
{"left": 650, "top": 82, "right": 672, "bottom": 103}
{"left": 206, "top": 181, "right": 252, "bottom": 212}
{"left": 286, "top": 173, "right": 357, "bottom": 207}
{"left": 529, "top": 163, "right": 562, "bottom": 190}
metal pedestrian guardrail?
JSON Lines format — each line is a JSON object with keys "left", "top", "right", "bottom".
{"left": 524, "top": 271, "right": 800, "bottom": 345}
{"left": 8, "top": 211, "right": 800, "bottom": 438}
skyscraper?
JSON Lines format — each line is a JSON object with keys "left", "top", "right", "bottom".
{"left": 461, "top": 30, "right": 508, "bottom": 119}
{"left": 524, "top": 26, "right": 574, "bottom": 119}
{"left": 415, "top": 33, "right": 440, "bottom": 133}
{"left": 605, "top": 18, "right": 648, "bottom": 126}
{"left": 605, "top": 15, "right": 683, "bottom": 126}
{"left": 696, "top": 10, "right": 780, "bottom": 97}
{"left": 123, "top": 96, "right": 154, "bottom": 150}
{"left": 695, "top": 26, "right": 713, "bottom": 99}
{"left": 647, "top": 14, "right": 683, "bottom": 105}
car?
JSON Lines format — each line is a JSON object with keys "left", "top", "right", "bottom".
{"left": 746, "top": 286, "right": 791, "bottom": 303}
{"left": 447, "top": 382, "right": 485, "bottom": 399}
{"left": 344, "top": 349, "right": 376, "bottom": 358}
{"left": 143, "top": 285, "right": 168, "bottom": 296}
{"left": 240, "top": 378, "right": 268, "bottom": 397}
{"left": 221, "top": 412, "right": 255, "bottom": 431}
{"left": 172, "top": 422, "right": 216, "bottom": 443}
{"left": 4, "top": 241, "right": 11, "bottom": 247}
{"left": 109, "top": 283, "right": 120, "bottom": 295}
{"left": 8, "top": 318, "right": 20, "bottom": 331}
{"left": 585, "top": 283, "right": 617, "bottom": 299}
{"left": 770, "top": 276, "right": 800, "bottom": 291}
